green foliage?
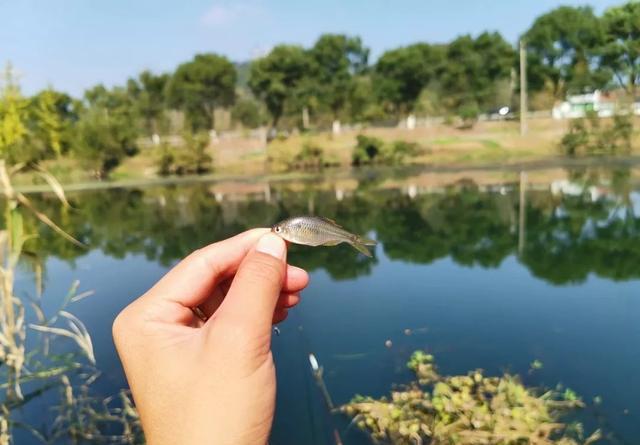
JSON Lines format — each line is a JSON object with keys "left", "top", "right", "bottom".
{"left": 601, "top": 2, "right": 640, "bottom": 95}
{"left": 342, "top": 352, "right": 596, "bottom": 445}
{"left": 352, "top": 135, "right": 385, "bottom": 165}
{"left": 292, "top": 141, "right": 325, "bottom": 169}
{"left": 128, "top": 70, "right": 170, "bottom": 136}
{"left": 309, "top": 33, "right": 369, "bottom": 118}
{"left": 352, "top": 135, "right": 420, "bottom": 165}
{"left": 441, "top": 32, "right": 516, "bottom": 112}
{"left": 166, "top": 53, "right": 236, "bottom": 131}
{"left": 524, "top": 6, "right": 608, "bottom": 97}
{"left": 231, "top": 97, "right": 266, "bottom": 129}
{"left": 560, "top": 114, "right": 633, "bottom": 156}
{"left": 0, "top": 64, "right": 28, "bottom": 157}
{"left": 374, "top": 43, "right": 445, "bottom": 114}
{"left": 456, "top": 102, "right": 480, "bottom": 129}
{"left": 249, "top": 45, "right": 310, "bottom": 127}
{"left": 72, "top": 85, "right": 139, "bottom": 177}
{"left": 155, "top": 132, "right": 212, "bottom": 176}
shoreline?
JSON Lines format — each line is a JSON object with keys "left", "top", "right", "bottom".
{"left": 11, "top": 154, "right": 640, "bottom": 194}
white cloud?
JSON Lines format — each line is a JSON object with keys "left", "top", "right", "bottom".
{"left": 201, "top": 1, "right": 262, "bottom": 26}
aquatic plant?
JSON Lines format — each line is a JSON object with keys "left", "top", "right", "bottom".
{"left": 341, "top": 351, "right": 601, "bottom": 445}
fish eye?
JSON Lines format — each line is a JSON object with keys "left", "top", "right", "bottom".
{"left": 275, "top": 226, "right": 281, "bottom": 233}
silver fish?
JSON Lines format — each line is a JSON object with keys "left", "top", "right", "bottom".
{"left": 271, "top": 216, "right": 377, "bottom": 257}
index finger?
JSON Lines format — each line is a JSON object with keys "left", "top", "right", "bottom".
{"left": 146, "top": 228, "right": 270, "bottom": 308}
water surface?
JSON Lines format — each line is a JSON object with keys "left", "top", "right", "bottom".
{"left": 10, "top": 165, "right": 640, "bottom": 444}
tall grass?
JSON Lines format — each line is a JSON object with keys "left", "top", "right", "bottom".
{"left": 0, "top": 160, "right": 142, "bottom": 444}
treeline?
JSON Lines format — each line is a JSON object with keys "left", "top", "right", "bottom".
{"left": 1, "top": 2, "right": 639, "bottom": 175}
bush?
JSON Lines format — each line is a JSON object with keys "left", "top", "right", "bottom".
{"left": 385, "top": 140, "right": 420, "bottom": 164}
{"left": 155, "top": 132, "right": 213, "bottom": 176}
{"left": 560, "top": 113, "right": 633, "bottom": 157}
{"left": 293, "top": 141, "right": 325, "bottom": 169}
{"left": 352, "top": 135, "right": 421, "bottom": 166}
{"left": 352, "top": 135, "right": 385, "bottom": 165}
{"left": 231, "top": 98, "right": 265, "bottom": 129}
{"left": 457, "top": 102, "right": 480, "bottom": 129}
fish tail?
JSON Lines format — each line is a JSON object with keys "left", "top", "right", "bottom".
{"left": 357, "top": 235, "right": 377, "bottom": 246}
{"left": 350, "top": 240, "right": 373, "bottom": 257}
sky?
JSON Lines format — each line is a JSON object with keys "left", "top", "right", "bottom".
{"left": 0, "top": 0, "right": 625, "bottom": 97}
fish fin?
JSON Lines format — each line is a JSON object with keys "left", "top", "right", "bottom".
{"left": 319, "top": 216, "right": 343, "bottom": 228}
{"left": 322, "top": 240, "right": 342, "bottom": 246}
{"left": 350, "top": 241, "right": 373, "bottom": 257}
{"left": 357, "top": 235, "right": 377, "bottom": 246}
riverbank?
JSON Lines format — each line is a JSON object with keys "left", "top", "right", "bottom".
{"left": 14, "top": 117, "right": 640, "bottom": 191}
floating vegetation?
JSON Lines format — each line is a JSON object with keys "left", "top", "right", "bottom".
{"left": 341, "top": 351, "right": 601, "bottom": 445}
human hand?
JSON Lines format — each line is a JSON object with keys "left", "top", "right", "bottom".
{"left": 112, "top": 229, "right": 309, "bottom": 445}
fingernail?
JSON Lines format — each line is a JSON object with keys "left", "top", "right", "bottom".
{"left": 256, "top": 233, "right": 286, "bottom": 259}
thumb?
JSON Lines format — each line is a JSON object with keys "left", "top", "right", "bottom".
{"left": 216, "top": 233, "right": 287, "bottom": 334}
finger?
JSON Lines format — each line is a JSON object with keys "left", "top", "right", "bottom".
{"left": 196, "top": 264, "right": 306, "bottom": 319}
{"left": 215, "top": 233, "right": 286, "bottom": 333}
{"left": 146, "top": 228, "right": 269, "bottom": 308}
{"left": 198, "top": 290, "right": 300, "bottom": 320}
{"left": 273, "top": 308, "right": 289, "bottom": 324}
{"left": 284, "top": 265, "right": 309, "bottom": 292}
{"left": 277, "top": 293, "right": 300, "bottom": 309}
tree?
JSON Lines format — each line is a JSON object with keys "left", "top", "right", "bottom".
{"left": 440, "top": 32, "right": 516, "bottom": 115}
{"left": 129, "top": 71, "right": 170, "bottom": 137}
{"left": 524, "top": 6, "right": 608, "bottom": 97}
{"left": 28, "top": 89, "right": 76, "bottom": 157}
{"left": 0, "top": 63, "right": 27, "bottom": 157}
{"left": 166, "top": 54, "right": 236, "bottom": 131}
{"left": 373, "top": 43, "right": 446, "bottom": 115}
{"left": 248, "top": 45, "right": 310, "bottom": 128}
{"left": 231, "top": 97, "right": 265, "bottom": 129}
{"left": 601, "top": 2, "right": 640, "bottom": 96}
{"left": 308, "top": 34, "right": 369, "bottom": 120}
{"left": 72, "top": 85, "right": 139, "bottom": 177}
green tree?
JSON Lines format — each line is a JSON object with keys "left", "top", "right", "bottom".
{"left": 71, "top": 85, "right": 139, "bottom": 177}
{"left": 28, "top": 88, "right": 76, "bottom": 157}
{"left": 248, "top": 45, "right": 310, "bottom": 128}
{"left": 231, "top": 97, "right": 265, "bottom": 129}
{"left": 373, "top": 43, "right": 446, "bottom": 115}
{"left": 440, "top": 32, "right": 516, "bottom": 116}
{"left": 129, "top": 70, "right": 170, "bottom": 137}
{"left": 601, "top": 2, "right": 640, "bottom": 96}
{"left": 166, "top": 54, "right": 236, "bottom": 131}
{"left": 524, "top": 6, "right": 608, "bottom": 97}
{"left": 308, "top": 34, "right": 369, "bottom": 120}
{"left": 0, "top": 64, "right": 27, "bottom": 157}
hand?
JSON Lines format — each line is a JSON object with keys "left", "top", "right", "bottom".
{"left": 112, "top": 229, "right": 309, "bottom": 445}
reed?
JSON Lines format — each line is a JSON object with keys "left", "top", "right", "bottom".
{"left": 0, "top": 160, "right": 142, "bottom": 444}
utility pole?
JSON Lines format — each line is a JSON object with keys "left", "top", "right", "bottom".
{"left": 519, "top": 40, "right": 528, "bottom": 136}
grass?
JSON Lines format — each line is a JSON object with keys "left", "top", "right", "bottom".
{"left": 0, "top": 160, "right": 142, "bottom": 444}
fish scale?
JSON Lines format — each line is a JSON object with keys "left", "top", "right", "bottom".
{"left": 271, "top": 216, "right": 376, "bottom": 257}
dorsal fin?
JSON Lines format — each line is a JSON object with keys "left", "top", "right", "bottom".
{"left": 319, "top": 216, "right": 343, "bottom": 228}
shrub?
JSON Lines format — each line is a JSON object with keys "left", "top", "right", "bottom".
{"left": 560, "top": 113, "right": 633, "bottom": 157}
{"left": 155, "top": 132, "right": 213, "bottom": 175}
{"left": 352, "top": 135, "right": 385, "bottom": 165}
{"left": 293, "top": 141, "right": 324, "bottom": 169}
{"left": 352, "top": 135, "right": 421, "bottom": 166}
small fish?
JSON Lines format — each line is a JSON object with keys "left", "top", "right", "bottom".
{"left": 271, "top": 216, "right": 377, "bottom": 257}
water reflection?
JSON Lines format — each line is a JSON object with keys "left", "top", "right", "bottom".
{"left": 18, "top": 165, "right": 640, "bottom": 285}
{"left": 4, "top": 165, "right": 640, "bottom": 444}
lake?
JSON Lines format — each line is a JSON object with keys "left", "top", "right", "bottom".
{"left": 5, "top": 164, "right": 640, "bottom": 444}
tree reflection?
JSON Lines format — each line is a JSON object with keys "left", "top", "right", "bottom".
{"left": 14, "top": 167, "right": 640, "bottom": 285}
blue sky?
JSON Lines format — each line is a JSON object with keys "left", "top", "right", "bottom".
{"left": 1, "top": 0, "right": 624, "bottom": 96}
